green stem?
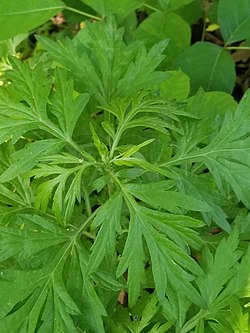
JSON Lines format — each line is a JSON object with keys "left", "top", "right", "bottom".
{"left": 109, "top": 125, "right": 124, "bottom": 159}
{"left": 226, "top": 46, "right": 250, "bottom": 50}
{"left": 201, "top": 0, "right": 210, "bottom": 42}
{"left": 74, "top": 207, "right": 100, "bottom": 237}
{"left": 143, "top": 3, "right": 160, "bottom": 12}
{"left": 64, "top": 6, "right": 102, "bottom": 21}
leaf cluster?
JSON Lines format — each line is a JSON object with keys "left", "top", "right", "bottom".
{"left": 0, "top": 1, "right": 249, "bottom": 332}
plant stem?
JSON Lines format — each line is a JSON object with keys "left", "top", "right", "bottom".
{"left": 64, "top": 6, "right": 102, "bottom": 21}
{"left": 75, "top": 207, "right": 100, "bottom": 237}
{"left": 226, "top": 46, "right": 250, "bottom": 50}
{"left": 143, "top": 3, "right": 160, "bottom": 12}
{"left": 109, "top": 125, "right": 124, "bottom": 159}
{"left": 201, "top": 0, "right": 209, "bottom": 42}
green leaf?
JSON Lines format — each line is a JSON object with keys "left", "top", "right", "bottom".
{"left": 161, "top": 287, "right": 191, "bottom": 328}
{"left": 7, "top": 57, "right": 52, "bottom": 119}
{"left": 67, "top": 243, "right": 107, "bottom": 333}
{"left": 88, "top": 192, "right": 123, "bottom": 273}
{"left": 218, "top": 0, "right": 250, "bottom": 45}
{"left": 156, "top": 0, "right": 194, "bottom": 12}
{"left": 164, "top": 90, "right": 250, "bottom": 212}
{"left": 0, "top": 214, "right": 69, "bottom": 261}
{"left": 39, "top": 20, "right": 169, "bottom": 103}
{"left": 196, "top": 228, "right": 241, "bottom": 307}
{"left": 176, "top": 171, "right": 231, "bottom": 232}
{"left": 118, "top": 191, "right": 204, "bottom": 307}
{"left": 215, "top": 245, "right": 250, "bottom": 308}
{"left": 0, "top": 217, "right": 79, "bottom": 332}
{"left": 38, "top": 18, "right": 131, "bottom": 104}
{"left": 50, "top": 68, "right": 90, "bottom": 139}
{"left": 0, "top": 58, "right": 92, "bottom": 160}
{"left": 175, "top": 42, "right": 236, "bottom": 95}
{"left": 0, "top": 214, "right": 106, "bottom": 332}
{"left": 90, "top": 123, "right": 109, "bottom": 163}
{"left": 159, "top": 70, "right": 190, "bottom": 101}
{"left": 123, "top": 292, "right": 169, "bottom": 333}
{"left": 0, "top": 183, "right": 29, "bottom": 207}
{"left": 125, "top": 181, "right": 211, "bottom": 214}
{"left": 116, "top": 40, "right": 169, "bottom": 96}
{"left": 0, "top": 0, "right": 64, "bottom": 41}
{"left": 173, "top": 89, "right": 237, "bottom": 154}
{"left": 225, "top": 297, "right": 249, "bottom": 333}
{"left": 30, "top": 161, "right": 91, "bottom": 223}
{"left": 0, "top": 58, "right": 54, "bottom": 143}
{"left": 134, "top": 11, "right": 191, "bottom": 67}
{"left": 175, "top": 0, "right": 202, "bottom": 25}
{"left": 116, "top": 209, "right": 146, "bottom": 306}
{"left": 139, "top": 206, "right": 205, "bottom": 307}
{"left": 80, "top": 0, "right": 141, "bottom": 18}
{"left": 0, "top": 139, "right": 62, "bottom": 183}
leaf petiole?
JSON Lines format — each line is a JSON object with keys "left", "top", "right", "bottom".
{"left": 64, "top": 6, "right": 102, "bottom": 21}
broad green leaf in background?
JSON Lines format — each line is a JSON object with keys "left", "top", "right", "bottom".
{"left": 159, "top": 70, "right": 190, "bottom": 101}
{"left": 134, "top": 12, "right": 191, "bottom": 67}
{"left": 80, "top": 0, "right": 141, "bottom": 18}
{"left": 157, "top": 0, "right": 194, "bottom": 12}
{"left": 175, "top": 0, "right": 202, "bottom": 25}
{"left": 218, "top": 0, "right": 250, "bottom": 45}
{"left": 175, "top": 42, "right": 236, "bottom": 95}
{"left": 0, "top": 0, "right": 64, "bottom": 41}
